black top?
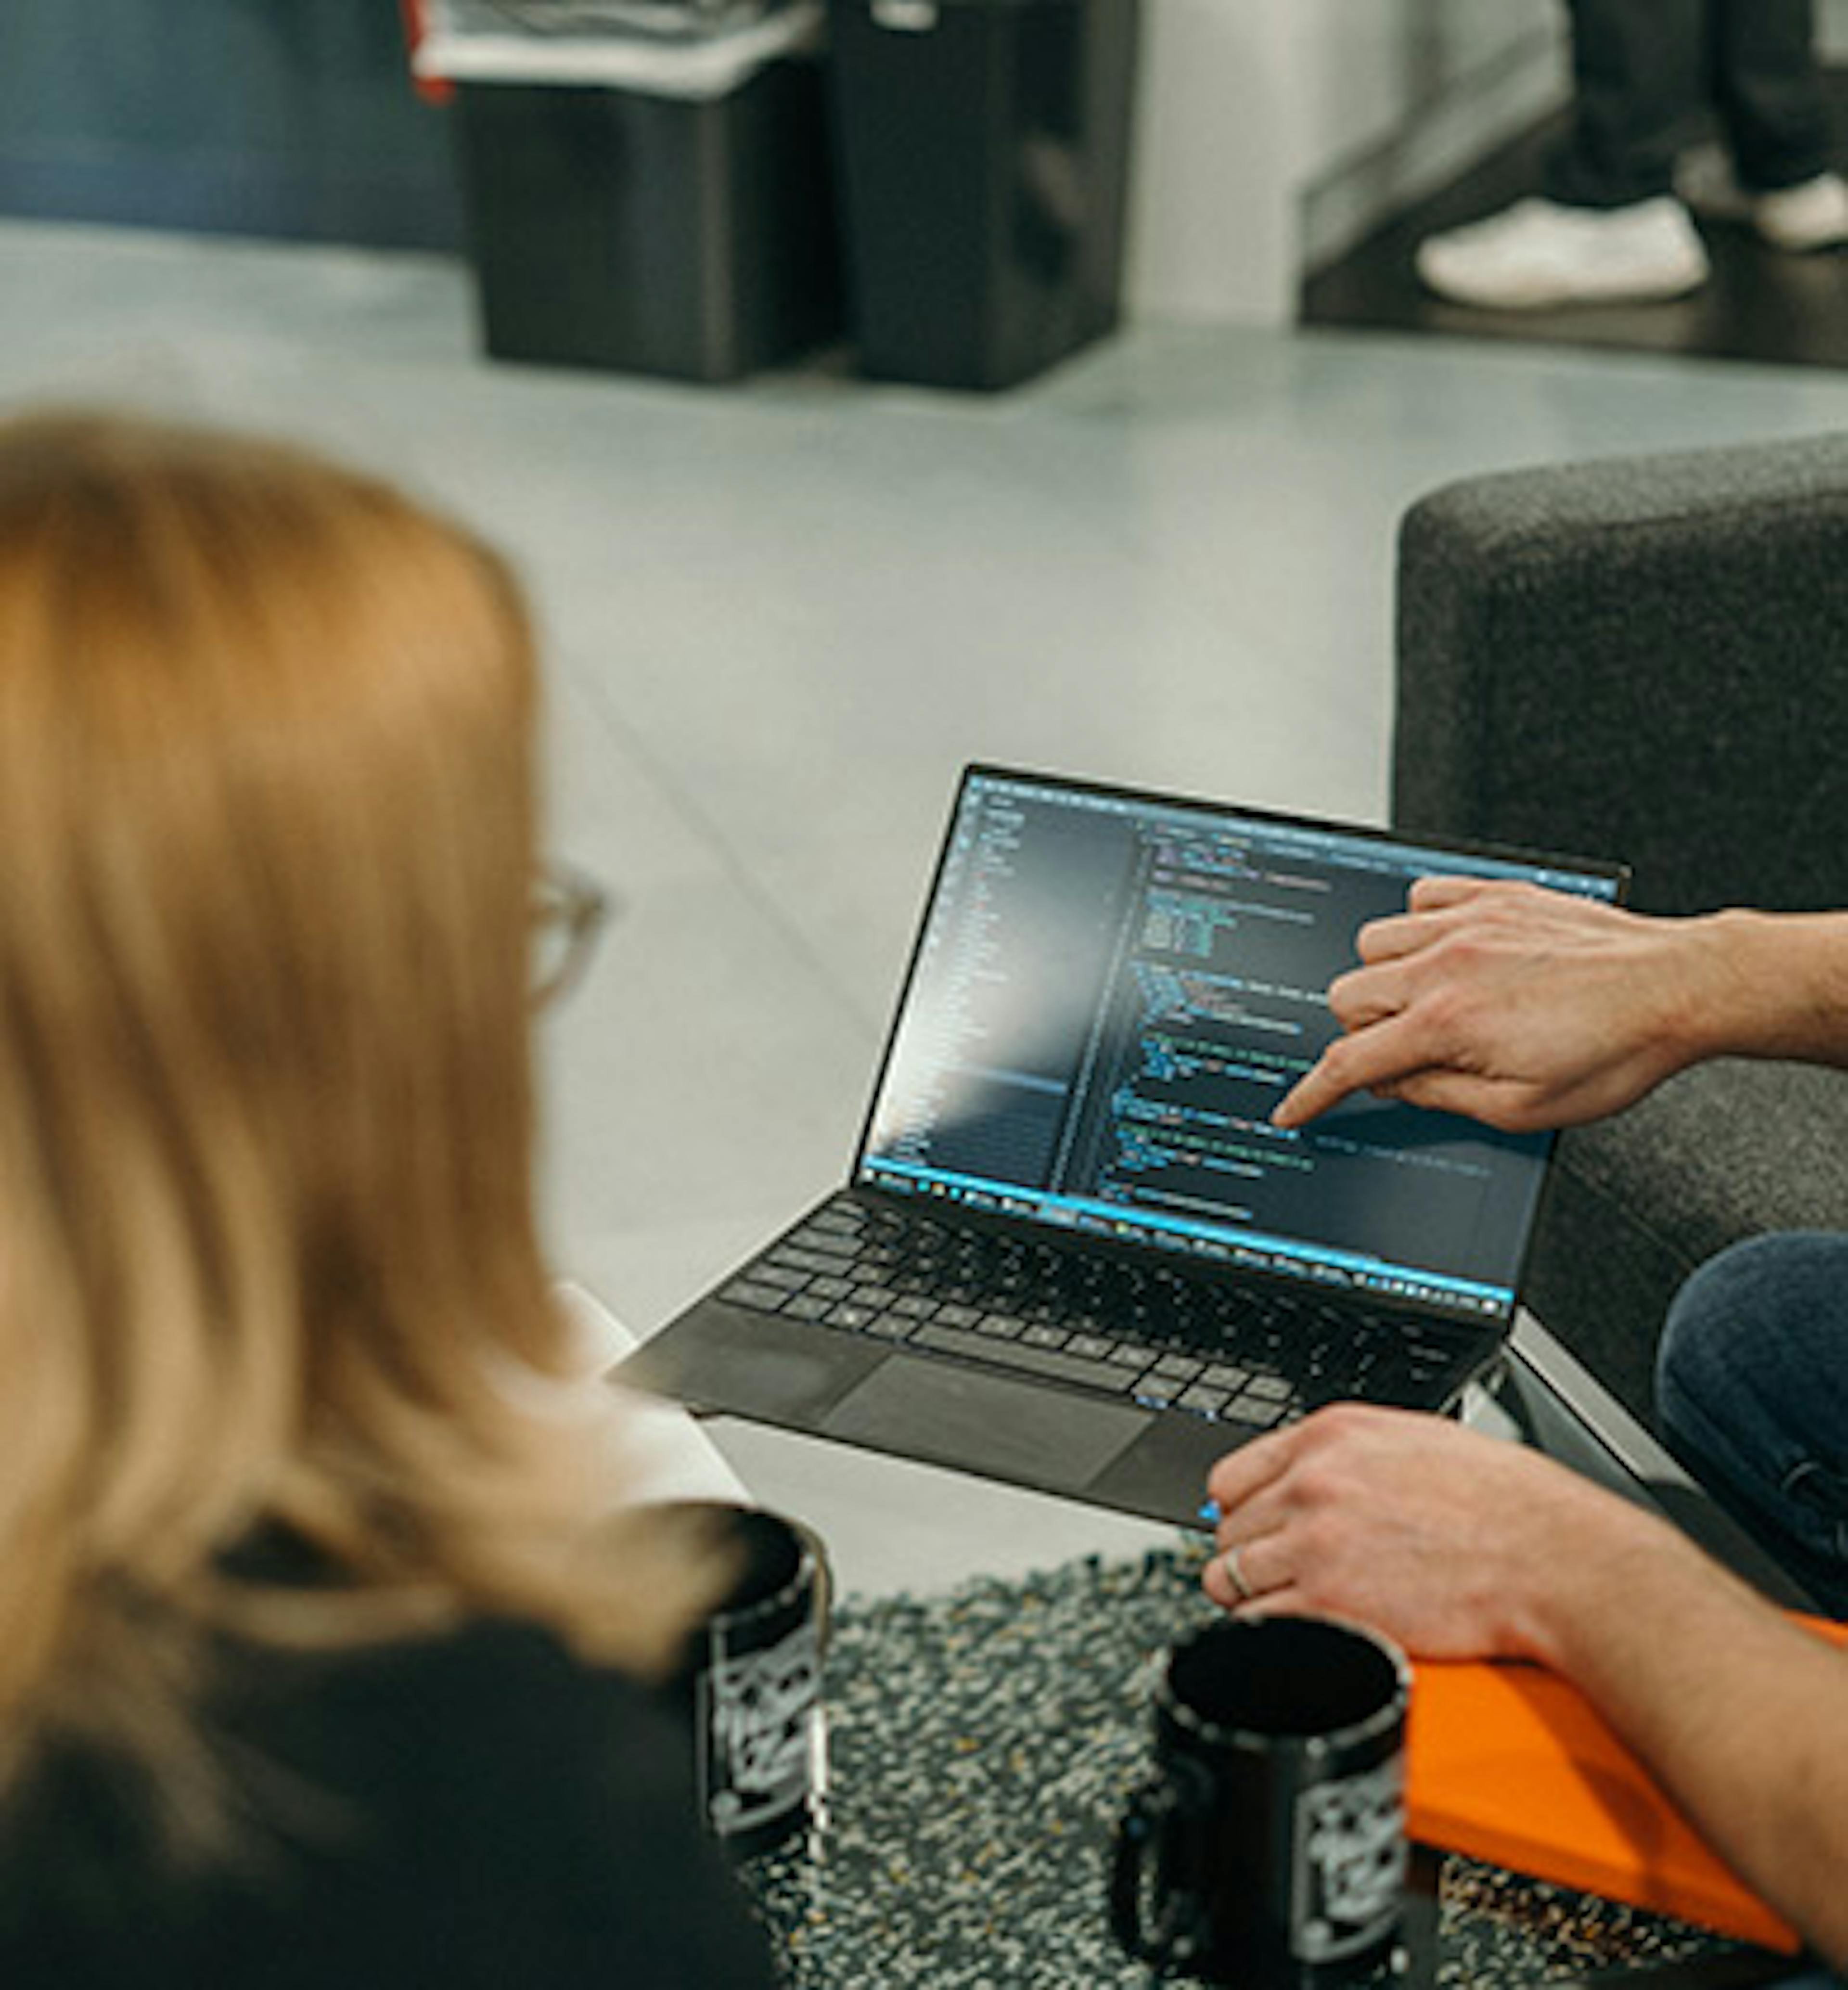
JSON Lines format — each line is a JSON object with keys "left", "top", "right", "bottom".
{"left": 0, "top": 1615, "right": 781, "bottom": 1988}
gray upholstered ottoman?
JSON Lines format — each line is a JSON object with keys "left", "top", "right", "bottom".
{"left": 1391, "top": 434, "right": 1848, "bottom": 1422}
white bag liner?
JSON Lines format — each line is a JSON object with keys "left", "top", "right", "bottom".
{"left": 414, "top": 0, "right": 824, "bottom": 99}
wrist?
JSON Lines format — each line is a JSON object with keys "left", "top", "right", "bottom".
{"left": 1658, "top": 911, "right": 1755, "bottom": 1064}
{"left": 1499, "top": 1472, "right": 1681, "bottom": 1670}
{"left": 1684, "top": 909, "right": 1848, "bottom": 1064}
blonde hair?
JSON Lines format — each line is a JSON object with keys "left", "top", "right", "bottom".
{"left": 0, "top": 411, "right": 706, "bottom": 1845}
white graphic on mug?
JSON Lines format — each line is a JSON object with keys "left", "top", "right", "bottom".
{"left": 1292, "top": 1757, "right": 1406, "bottom": 1962}
{"left": 701, "top": 1621, "right": 821, "bottom": 1836}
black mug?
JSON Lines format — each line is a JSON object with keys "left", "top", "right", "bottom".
{"left": 1111, "top": 1615, "right": 1411, "bottom": 1987}
{"left": 655, "top": 1501, "right": 830, "bottom": 1861}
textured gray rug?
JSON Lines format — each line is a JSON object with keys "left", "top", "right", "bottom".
{"left": 743, "top": 1546, "right": 1742, "bottom": 1987}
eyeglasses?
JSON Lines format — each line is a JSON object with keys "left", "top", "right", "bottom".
{"left": 532, "top": 861, "right": 612, "bottom": 1008}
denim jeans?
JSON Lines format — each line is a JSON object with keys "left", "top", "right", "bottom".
{"left": 1656, "top": 1232, "right": 1848, "bottom": 1617}
{"left": 1547, "top": 0, "right": 1834, "bottom": 207}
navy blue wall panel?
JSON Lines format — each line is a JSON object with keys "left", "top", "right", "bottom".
{"left": 0, "top": 1, "right": 463, "bottom": 249}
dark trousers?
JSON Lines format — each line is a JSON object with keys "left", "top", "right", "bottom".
{"left": 1547, "top": 0, "right": 1834, "bottom": 207}
{"left": 1657, "top": 1233, "right": 1848, "bottom": 1618}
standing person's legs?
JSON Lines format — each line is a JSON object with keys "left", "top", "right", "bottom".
{"left": 1546, "top": 0, "right": 1708, "bottom": 207}
{"left": 1656, "top": 1232, "right": 1848, "bottom": 1615}
{"left": 1710, "top": 0, "right": 1833, "bottom": 191}
{"left": 1413, "top": 0, "right": 1712, "bottom": 307}
{"left": 1678, "top": 0, "right": 1848, "bottom": 245}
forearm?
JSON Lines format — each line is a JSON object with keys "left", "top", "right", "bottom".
{"left": 1524, "top": 1496, "right": 1848, "bottom": 1965}
{"left": 1680, "top": 910, "right": 1848, "bottom": 1068}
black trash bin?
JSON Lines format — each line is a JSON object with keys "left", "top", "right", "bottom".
{"left": 826, "top": 0, "right": 1138, "bottom": 391}
{"left": 439, "top": 9, "right": 844, "bottom": 381}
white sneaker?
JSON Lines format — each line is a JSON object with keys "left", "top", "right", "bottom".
{"left": 1675, "top": 143, "right": 1848, "bottom": 251}
{"left": 1414, "top": 196, "right": 1711, "bottom": 309}
{"left": 1755, "top": 175, "right": 1848, "bottom": 250}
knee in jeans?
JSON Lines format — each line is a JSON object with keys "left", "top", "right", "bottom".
{"left": 1656, "top": 1243, "right": 1759, "bottom": 1415}
{"left": 1657, "top": 1231, "right": 1840, "bottom": 1413}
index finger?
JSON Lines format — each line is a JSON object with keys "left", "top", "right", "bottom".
{"left": 1270, "top": 1010, "right": 1435, "bottom": 1128}
{"left": 1270, "top": 1058, "right": 1351, "bottom": 1129}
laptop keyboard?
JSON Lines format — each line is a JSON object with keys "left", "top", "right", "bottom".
{"left": 718, "top": 1196, "right": 1489, "bottom": 1433}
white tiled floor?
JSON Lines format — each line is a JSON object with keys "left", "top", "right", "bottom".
{"left": 9, "top": 215, "right": 1848, "bottom": 1594}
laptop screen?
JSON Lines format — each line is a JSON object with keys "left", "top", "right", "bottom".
{"left": 855, "top": 769, "right": 1624, "bottom": 1325}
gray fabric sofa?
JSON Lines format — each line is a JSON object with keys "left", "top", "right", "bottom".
{"left": 1391, "top": 432, "right": 1848, "bottom": 1425}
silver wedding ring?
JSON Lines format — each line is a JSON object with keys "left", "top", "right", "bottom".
{"left": 1221, "top": 1542, "right": 1255, "bottom": 1603}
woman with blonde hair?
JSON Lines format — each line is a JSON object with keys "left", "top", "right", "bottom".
{"left": 0, "top": 411, "right": 777, "bottom": 1984}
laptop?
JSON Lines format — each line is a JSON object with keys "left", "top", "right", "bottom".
{"left": 623, "top": 766, "right": 1628, "bottom": 1529}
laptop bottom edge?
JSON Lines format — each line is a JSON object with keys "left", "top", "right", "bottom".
{"left": 618, "top": 1297, "right": 1488, "bottom": 1532}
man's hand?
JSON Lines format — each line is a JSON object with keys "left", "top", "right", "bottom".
{"left": 1272, "top": 877, "right": 1730, "bottom": 1133}
{"left": 1201, "top": 1404, "right": 1641, "bottom": 1662}
{"left": 1201, "top": 1405, "right": 1848, "bottom": 1969}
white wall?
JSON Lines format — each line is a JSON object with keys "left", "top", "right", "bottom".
{"left": 1124, "top": 0, "right": 1298, "bottom": 324}
{"left": 1126, "top": 0, "right": 1566, "bottom": 324}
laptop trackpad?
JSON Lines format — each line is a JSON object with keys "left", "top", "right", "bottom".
{"left": 820, "top": 1355, "right": 1147, "bottom": 1492}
